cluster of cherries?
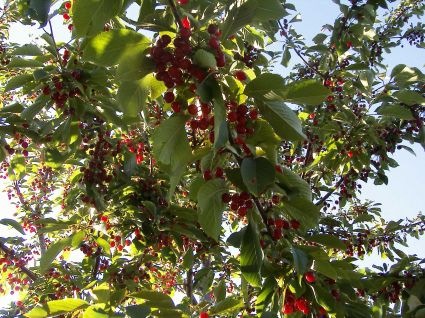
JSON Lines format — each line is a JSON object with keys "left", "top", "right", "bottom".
{"left": 120, "top": 132, "right": 145, "bottom": 165}
{"left": 3, "top": 136, "right": 30, "bottom": 157}
{"left": 222, "top": 191, "right": 254, "bottom": 218}
{"left": 234, "top": 41, "right": 259, "bottom": 68}
{"left": 42, "top": 70, "right": 82, "bottom": 109}
{"left": 79, "top": 129, "right": 114, "bottom": 201}
{"left": 282, "top": 291, "right": 313, "bottom": 316}
{"left": 61, "top": 1, "right": 73, "bottom": 31}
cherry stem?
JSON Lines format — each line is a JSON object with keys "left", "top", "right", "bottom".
{"left": 167, "top": 0, "right": 184, "bottom": 29}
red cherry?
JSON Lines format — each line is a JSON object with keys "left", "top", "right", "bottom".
{"left": 203, "top": 170, "right": 212, "bottom": 180}
{"left": 42, "top": 86, "right": 51, "bottom": 95}
{"left": 178, "top": 0, "right": 189, "bottom": 4}
{"left": 187, "top": 104, "right": 198, "bottom": 115}
{"left": 163, "top": 91, "right": 175, "bottom": 103}
{"left": 221, "top": 193, "right": 231, "bottom": 203}
{"left": 240, "top": 192, "right": 250, "bottom": 201}
{"left": 199, "top": 312, "right": 209, "bottom": 318}
{"left": 198, "top": 117, "right": 209, "bottom": 130}
{"left": 215, "top": 167, "right": 224, "bottom": 178}
{"left": 207, "top": 24, "right": 220, "bottom": 36}
{"left": 271, "top": 194, "right": 280, "bottom": 204}
{"left": 180, "top": 28, "right": 191, "bottom": 39}
{"left": 290, "top": 219, "right": 300, "bottom": 229}
{"left": 208, "top": 36, "right": 220, "bottom": 49}
{"left": 304, "top": 271, "right": 316, "bottom": 283}
{"left": 282, "top": 303, "right": 294, "bottom": 314}
{"left": 63, "top": 13, "right": 70, "bottom": 20}
{"left": 159, "top": 34, "right": 172, "bottom": 47}
{"left": 249, "top": 109, "right": 258, "bottom": 120}
{"left": 171, "top": 101, "right": 181, "bottom": 113}
{"left": 295, "top": 298, "right": 309, "bottom": 314}
{"left": 181, "top": 16, "right": 191, "bottom": 29}
{"left": 237, "top": 206, "right": 248, "bottom": 217}
{"left": 216, "top": 52, "right": 226, "bottom": 67}
{"left": 64, "top": 1, "right": 71, "bottom": 10}
{"left": 227, "top": 111, "right": 238, "bottom": 122}
{"left": 234, "top": 70, "right": 247, "bottom": 81}
{"left": 347, "top": 150, "right": 354, "bottom": 158}
{"left": 272, "top": 228, "right": 282, "bottom": 240}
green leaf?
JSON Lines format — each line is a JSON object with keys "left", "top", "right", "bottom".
{"left": 258, "top": 100, "right": 306, "bottom": 141}
{"left": 152, "top": 114, "right": 192, "bottom": 171}
{"left": 377, "top": 104, "right": 414, "bottom": 120}
{"left": 245, "top": 76, "right": 328, "bottom": 106}
{"left": 96, "top": 237, "right": 111, "bottom": 255}
{"left": 182, "top": 247, "right": 194, "bottom": 270}
{"left": 72, "top": 0, "right": 123, "bottom": 37}
{"left": 311, "top": 284, "right": 337, "bottom": 313}
{"left": 306, "top": 234, "right": 346, "bottom": 250}
{"left": 131, "top": 290, "right": 175, "bottom": 308}
{"left": 240, "top": 222, "right": 263, "bottom": 287}
{"left": 0, "top": 218, "right": 26, "bottom": 235}
{"left": 82, "top": 305, "right": 110, "bottom": 318}
{"left": 83, "top": 29, "right": 150, "bottom": 66}
{"left": 281, "top": 47, "right": 291, "bottom": 67}
{"left": 214, "top": 279, "right": 227, "bottom": 302}
{"left": 276, "top": 166, "right": 312, "bottom": 201}
{"left": 193, "top": 49, "right": 217, "bottom": 69}
{"left": 27, "top": 0, "right": 52, "bottom": 27}
{"left": 253, "top": 0, "right": 285, "bottom": 21}
{"left": 209, "top": 296, "right": 244, "bottom": 315}
{"left": 241, "top": 157, "right": 275, "bottom": 196}
{"left": 25, "top": 298, "right": 89, "bottom": 318}
{"left": 39, "top": 238, "right": 70, "bottom": 274}
{"left": 71, "top": 231, "right": 85, "bottom": 249}
{"left": 281, "top": 79, "right": 329, "bottom": 105}
{"left": 221, "top": 0, "right": 284, "bottom": 39}
{"left": 291, "top": 246, "right": 309, "bottom": 274}
{"left": 245, "top": 119, "right": 280, "bottom": 162}
{"left": 11, "top": 44, "right": 43, "bottom": 56}
{"left": 126, "top": 305, "right": 150, "bottom": 318}
{"left": 393, "top": 90, "right": 425, "bottom": 105}
{"left": 221, "top": 1, "right": 257, "bottom": 40}
{"left": 255, "top": 277, "right": 277, "bottom": 314}
{"left": 118, "top": 79, "right": 148, "bottom": 118}
{"left": 7, "top": 58, "right": 44, "bottom": 68}
{"left": 314, "top": 260, "right": 338, "bottom": 280}
{"left": 244, "top": 73, "right": 286, "bottom": 97}
{"left": 282, "top": 196, "right": 319, "bottom": 230}
{"left": 117, "top": 52, "right": 155, "bottom": 81}
{"left": 197, "top": 179, "right": 227, "bottom": 241}
{"left": 226, "top": 227, "right": 246, "bottom": 248}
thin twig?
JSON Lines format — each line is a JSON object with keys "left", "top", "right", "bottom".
{"left": 278, "top": 21, "right": 326, "bottom": 79}
{"left": 167, "top": 0, "right": 184, "bottom": 29}
{"left": 315, "top": 176, "right": 344, "bottom": 206}
{"left": 47, "top": 21, "right": 64, "bottom": 69}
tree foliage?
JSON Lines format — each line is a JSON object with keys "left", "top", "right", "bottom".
{"left": 0, "top": 0, "right": 424, "bottom": 317}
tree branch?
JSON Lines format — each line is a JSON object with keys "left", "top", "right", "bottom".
{"left": 315, "top": 176, "right": 344, "bottom": 206}
{"left": 0, "top": 241, "right": 38, "bottom": 281}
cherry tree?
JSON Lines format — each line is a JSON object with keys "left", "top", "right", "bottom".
{"left": 0, "top": 0, "right": 424, "bottom": 317}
